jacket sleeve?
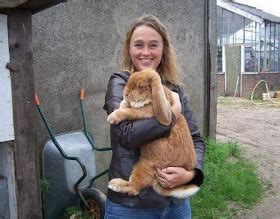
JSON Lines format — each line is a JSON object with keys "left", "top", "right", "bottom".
{"left": 103, "top": 72, "right": 174, "bottom": 150}
{"left": 176, "top": 87, "right": 206, "bottom": 186}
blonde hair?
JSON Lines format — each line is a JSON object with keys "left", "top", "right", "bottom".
{"left": 122, "top": 15, "right": 182, "bottom": 86}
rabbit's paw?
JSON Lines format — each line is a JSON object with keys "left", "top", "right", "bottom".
{"left": 107, "top": 110, "right": 123, "bottom": 124}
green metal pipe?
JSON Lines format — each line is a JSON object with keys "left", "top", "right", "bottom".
{"left": 36, "top": 104, "right": 87, "bottom": 193}
{"left": 80, "top": 99, "right": 111, "bottom": 151}
{"left": 89, "top": 169, "right": 109, "bottom": 188}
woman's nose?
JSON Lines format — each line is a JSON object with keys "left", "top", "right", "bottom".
{"left": 142, "top": 46, "right": 150, "bottom": 55}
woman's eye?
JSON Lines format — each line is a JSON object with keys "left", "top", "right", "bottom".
{"left": 135, "top": 44, "right": 143, "bottom": 48}
{"left": 150, "top": 44, "right": 158, "bottom": 48}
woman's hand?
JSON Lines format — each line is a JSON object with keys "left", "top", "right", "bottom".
{"left": 171, "top": 91, "right": 181, "bottom": 119}
{"left": 156, "top": 167, "right": 196, "bottom": 188}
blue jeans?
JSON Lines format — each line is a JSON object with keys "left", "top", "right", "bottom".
{"left": 104, "top": 198, "right": 192, "bottom": 219}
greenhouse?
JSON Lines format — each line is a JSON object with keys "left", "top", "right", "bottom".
{"left": 217, "top": 0, "right": 280, "bottom": 97}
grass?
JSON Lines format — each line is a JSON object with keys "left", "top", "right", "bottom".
{"left": 191, "top": 140, "right": 264, "bottom": 218}
{"left": 218, "top": 96, "right": 280, "bottom": 108}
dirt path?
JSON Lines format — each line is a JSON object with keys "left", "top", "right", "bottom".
{"left": 216, "top": 97, "right": 280, "bottom": 219}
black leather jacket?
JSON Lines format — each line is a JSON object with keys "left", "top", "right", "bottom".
{"left": 103, "top": 71, "right": 205, "bottom": 208}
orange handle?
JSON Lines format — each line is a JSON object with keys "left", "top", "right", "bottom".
{"left": 80, "top": 89, "right": 85, "bottom": 100}
{"left": 35, "top": 93, "right": 41, "bottom": 106}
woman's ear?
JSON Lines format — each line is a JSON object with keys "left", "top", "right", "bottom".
{"left": 150, "top": 72, "right": 172, "bottom": 126}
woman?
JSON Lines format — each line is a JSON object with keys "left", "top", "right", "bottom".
{"left": 103, "top": 14, "right": 205, "bottom": 218}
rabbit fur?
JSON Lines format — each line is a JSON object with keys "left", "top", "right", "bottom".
{"left": 107, "top": 68, "right": 199, "bottom": 198}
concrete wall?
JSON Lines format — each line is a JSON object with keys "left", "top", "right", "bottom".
{"left": 32, "top": 0, "right": 217, "bottom": 193}
{"left": 209, "top": 0, "right": 218, "bottom": 138}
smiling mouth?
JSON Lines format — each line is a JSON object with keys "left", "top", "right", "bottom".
{"left": 140, "top": 58, "right": 153, "bottom": 64}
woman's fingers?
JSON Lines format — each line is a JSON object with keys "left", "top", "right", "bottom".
{"left": 156, "top": 168, "right": 170, "bottom": 187}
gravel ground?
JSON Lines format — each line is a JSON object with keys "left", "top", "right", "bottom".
{"left": 216, "top": 97, "right": 280, "bottom": 219}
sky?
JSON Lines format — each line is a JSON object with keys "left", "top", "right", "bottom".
{"left": 234, "top": 0, "right": 280, "bottom": 17}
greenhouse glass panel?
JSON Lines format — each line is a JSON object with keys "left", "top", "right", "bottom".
{"left": 223, "top": 9, "right": 234, "bottom": 44}
{"left": 217, "top": 46, "right": 223, "bottom": 73}
{"left": 217, "top": 7, "right": 223, "bottom": 46}
{"left": 277, "top": 24, "right": 280, "bottom": 71}
{"left": 269, "top": 23, "right": 276, "bottom": 71}
{"left": 234, "top": 14, "right": 245, "bottom": 44}
{"left": 244, "top": 19, "right": 257, "bottom": 72}
{"left": 260, "top": 23, "right": 265, "bottom": 71}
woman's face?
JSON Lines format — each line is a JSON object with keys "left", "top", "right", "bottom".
{"left": 129, "top": 25, "right": 163, "bottom": 72}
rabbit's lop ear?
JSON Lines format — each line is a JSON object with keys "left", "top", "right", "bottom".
{"left": 150, "top": 75, "right": 172, "bottom": 126}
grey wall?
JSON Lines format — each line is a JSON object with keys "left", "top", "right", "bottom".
{"left": 32, "top": 0, "right": 217, "bottom": 192}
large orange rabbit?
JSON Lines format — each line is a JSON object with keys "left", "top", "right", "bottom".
{"left": 107, "top": 68, "right": 199, "bottom": 198}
